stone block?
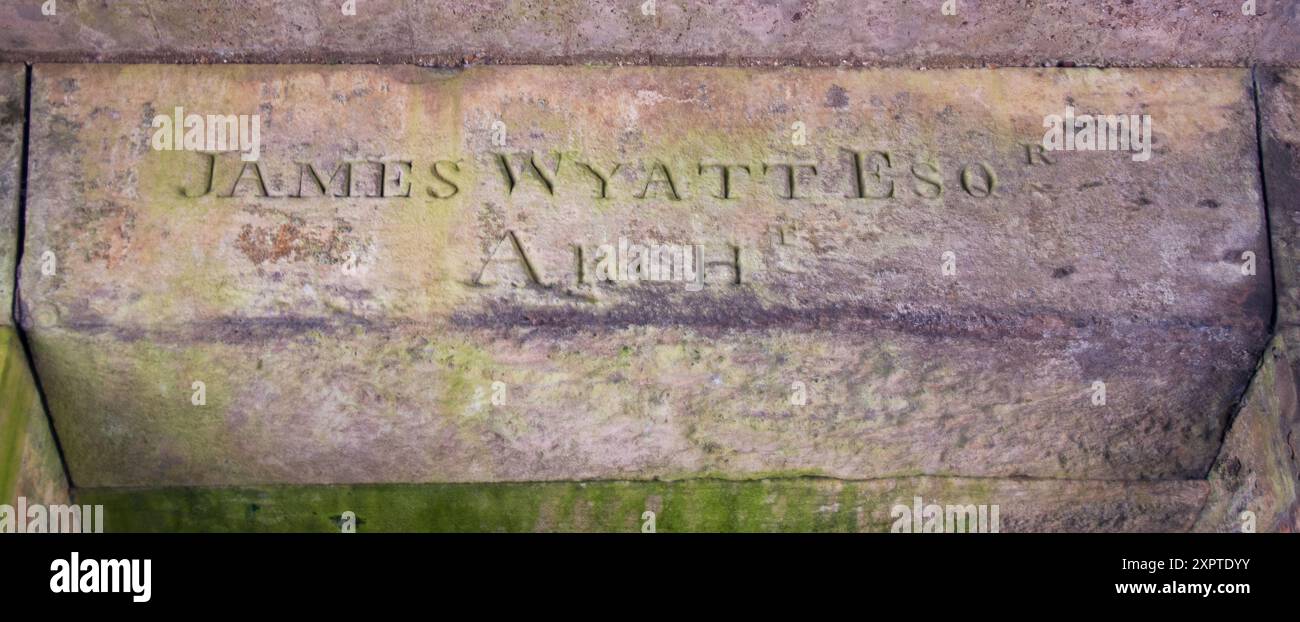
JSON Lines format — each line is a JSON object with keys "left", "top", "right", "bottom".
{"left": 19, "top": 64, "right": 1271, "bottom": 487}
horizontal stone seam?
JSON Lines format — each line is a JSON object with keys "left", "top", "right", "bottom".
{"left": 2, "top": 54, "right": 1300, "bottom": 69}
{"left": 28, "top": 307, "right": 1266, "bottom": 346}
{"left": 69, "top": 476, "right": 1216, "bottom": 495}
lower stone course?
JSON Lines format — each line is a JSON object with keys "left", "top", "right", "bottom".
{"left": 79, "top": 477, "right": 1208, "bottom": 533}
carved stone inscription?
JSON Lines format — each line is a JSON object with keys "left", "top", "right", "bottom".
{"left": 19, "top": 65, "right": 1270, "bottom": 487}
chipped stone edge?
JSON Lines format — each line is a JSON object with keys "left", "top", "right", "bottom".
{"left": 1194, "top": 336, "right": 1300, "bottom": 532}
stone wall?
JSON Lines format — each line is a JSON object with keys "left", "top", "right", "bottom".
{"left": 1, "top": 3, "right": 1299, "bottom": 532}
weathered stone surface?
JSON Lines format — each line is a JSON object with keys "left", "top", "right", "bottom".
{"left": 1227, "top": 65, "right": 1300, "bottom": 533}
{"left": 0, "top": 327, "right": 68, "bottom": 507}
{"left": 0, "top": 1, "right": 1296, "bottom": 67}
{"left": 1263, "top": 67, "right": 1300, "bottom": 348}
{"left": 1195, "top": 337, "right": 1300, "bottom": 533}
{"left": 20, "top": 64, "right": 1270, "bottom": 487}
{"left": 0, "top": 64, "right": 21, "bottom": 324}
{"left": 79, "top": 477, "right": 1207, "bottom": 533}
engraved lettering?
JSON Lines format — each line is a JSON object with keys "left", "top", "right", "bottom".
{"left": 845, "top": 149, "right": 895, "bottom": 199}
{"left": 222, "top": 161, "right": 274, "bottom": 198}
{"left": 636, "top": 161, "right": 681, "bottom": 201}
{"left": 428, "top": 160, "right": 462, "bottom": 199}
{"left": 699, "top": 163, "right": 752, "bottom": 199}
{"left": 382, "top": 161, "right": 413, "bottom": 198}
{"left": 576, "top": 162, "right": 622, "bottom": 199}
{"left": 180, "top": 152, "right": 216, "bottom": 198}
{"left": 496, "top": 151, "right": 561, "bottom": 196}
{"left": 292, "top": 161, "right": 351, "bottom": 198}
{"left": 911, "top": 160, "right": 943, "bottom": 198}
{"left": 475, "top": 231, "right": 542, "bottom": 286}
{"left": 763, "top": 162, "right": 818, "bottom": 199}
{"left": 960, "top": 162, "right": 997, "bottom": 198}
{"left": 1024, "top": 143, "right": 1055, "bottom": 165}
